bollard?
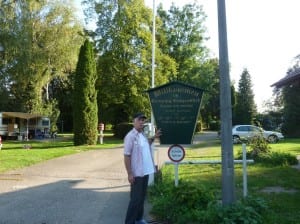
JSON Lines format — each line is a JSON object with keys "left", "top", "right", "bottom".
{"left": 99, "top": 130, "right": 103, "bottom": 144}
{"left": 98, "top": 123, "right": 104, "bottom": 144}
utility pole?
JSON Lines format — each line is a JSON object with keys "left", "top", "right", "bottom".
{"left": 148, "top": 0, "right": 156, "bottom": 185}
{"left": 217, "top": 0, "right": 235, "bottom": 205}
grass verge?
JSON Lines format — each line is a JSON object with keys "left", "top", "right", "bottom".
{"left": 149, "top": 138, "right": 300, "bottom": 224}
{"left": 0, "top": 133, "right": 123, "bottom": 173}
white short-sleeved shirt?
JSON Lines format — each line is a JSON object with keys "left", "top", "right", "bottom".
{"left": 124, "top": 128, "right": 155, "bottom": 177}
{"left": 138, "top": 133, "right": 155, "bottom": 175}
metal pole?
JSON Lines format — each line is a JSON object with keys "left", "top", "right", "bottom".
{"left": 149, "top": 0, "right": 156, "bottom": 185}
{"left": 150, "top": 0, "right": 156, "bottom": 131}
{"left": 151, "top": 0, "right": 156, "bottom": 90}
{"left": 217, "top": 0, "right": 235, "bottom": 205}
{"left": 174, "top": 162, "right": 179, "bottom": 187}
{"left": 242, "top": 143, "right": 248, "bottom": 197}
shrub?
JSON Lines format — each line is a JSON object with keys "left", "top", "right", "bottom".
{"left": 255, "top": 151, "right": 298, "bottom": 166}
{"left": 248, "top": 135, "right": 270, "bottom": 158}
{"left": 149, "top": 180, "right": 268, "bottom": 224}
{"left": 113, "top": 122, "right": 132, "bottom": 139}
{"left": 104, "top": 123, "right": 113, "bottom": 131}
{"left": 236, "top": 137, "right": 298, "bottom": 166}
{"left": 209, "top": 120, "right": 220, "bottom": 131}
{"left": 149, "top": 180, "right": 215, "bottom": 223}
{"left": 198, "top": 196, "right": 268, "bottom": 224}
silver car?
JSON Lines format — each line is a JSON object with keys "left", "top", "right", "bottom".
{"left": 232, "top": 125, "right": 284, "bottom": 144}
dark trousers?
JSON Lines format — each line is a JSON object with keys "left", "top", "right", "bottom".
{"left": 125, "top": 175, "right": 149, "bottom": 224}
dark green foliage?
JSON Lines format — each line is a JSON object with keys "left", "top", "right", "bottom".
{"left": 197, "top": 196, "right": 268, "bottom": 224}
{"left": 0, "top": 1, "right": 83, "bottom": 117}
{"left": 255, "top": 111, "right": 284, "bottom": 132}
{"left": 237, "top": 137, "right": 298, "bottom": 166}
{"left": 255, "top": 151, "right": 298, "bottom": 166}
{"left": 40, "top": 99, "right": 60, "bottom": 133}
{"left": 248, "top": 136, "right": 270, "bottom": 158}
{"left": 149, "top": 180, "right": 215, "bottom": 223}
{"left": 114, "top": 122, "right": 133, "bottom": 139}
{"left": 157, "top": 2, "right": 208, "bottom": 83}
{"left": 73, "top": 40, "right": 98, "bottom": 145}
{"left": 50, "top": 75, "right": 74, "bottom": 132}
{"left": 0, "top": 77, "right": 11, "bottom": 111}
{"left": 281, "top": 84, "right": 300, "bottom": 137}
{"left": 157, "top": 4, "right": 220, "bottom": 129}
{"left": 209, "top": 120, "right": 220, "bottom": 131}
{"left": 149, "top": 180, "right": 267, "bottom": 224}
{"left": 195, "top": 121, "right": 202, "bottom": 132}
{"left": 198, "top": 59, "right": 221, "bottom": 128}
{"left": 233, "top": 68, "right": 257, "bottom": 125}
{"left": 93, "top": 0, "right": 176, "bottom": 125}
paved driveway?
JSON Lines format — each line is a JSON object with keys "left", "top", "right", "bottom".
{"left": 0, "top": 147, "right": 131, "bottom": 224}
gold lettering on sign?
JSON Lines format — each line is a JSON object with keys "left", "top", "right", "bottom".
{"left": 150, "top": 85, "right": 202, "bottom": 126}
{"left": 153, "top": 87, "right": 200, "bottom": 98}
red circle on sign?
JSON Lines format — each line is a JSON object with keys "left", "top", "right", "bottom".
{"left": 168, "top": 144, "right": 185, "bottom": 162}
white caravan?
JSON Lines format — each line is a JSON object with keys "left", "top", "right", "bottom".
{"left": 0, "top": 112, "right": 50, "bottom": 140}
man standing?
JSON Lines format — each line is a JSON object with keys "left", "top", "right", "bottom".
{"left": 124, "top": 113, "right": 160, "bottom": 224}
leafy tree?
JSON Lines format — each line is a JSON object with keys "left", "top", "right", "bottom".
{"left": 49, "top": 75, "right": 74, "bottom": 132}
{"left": 272, "top": 56, "right": 300, "bottom": 137}
{"left": 194, "top": 58, "right": 236, "bottom": 129}
{"left": 255, "top": 111, "right": 283, "bottom": 131}
{"left": 157, "top": 2, "right": 220, "bottom": 129}
{"left": 281, "top": 82, "right": 300, "bottom": 137}
{"left": 73, "top": 39, "right": 98, "bottom": 145}
{"left": 256, "top": 90, "right": 284, "bottom": 131}
{"left": 157, "top": 2, "right": 209, "bottom": 83}
{"left": 0, "top": 0, "right": 83, "bottom": 121}
{"left": 0, "top": 70, "right": 10, "bottom": 111}
{"left": 234, "top": 68, "right": 257, "bottom": 125}
{"left": 195, "top": 58, "right": 220, "bottom": 128}
{"left": 86, "top": 0, "right": 176, "bottom": 124}
{"left": 261, "top": 90, "right": 283, "bottom": 114}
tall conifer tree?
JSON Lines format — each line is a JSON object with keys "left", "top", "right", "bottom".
{"left": 234, "top": 68, "right": 257, "bottom": 125}
{"left": 73, "top": 39, "right": 98, "bottom": 145}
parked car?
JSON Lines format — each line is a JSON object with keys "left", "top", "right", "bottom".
{"left": 232, "top": 125, "right": 284, "bottom": 144}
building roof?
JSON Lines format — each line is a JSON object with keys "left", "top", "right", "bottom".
{"left": 1, "top": 112, "right": 43, "bottom": 119}
{"left": 271, "top": 68, "right": 300, "bottom": 88}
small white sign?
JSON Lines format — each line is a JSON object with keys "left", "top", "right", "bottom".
{"left": 168, "top": 144, "right": 185, "bottom": 163}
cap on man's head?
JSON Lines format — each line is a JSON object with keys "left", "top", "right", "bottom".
{"left": 133, "top": 112, "right": 147, "bottom": 120}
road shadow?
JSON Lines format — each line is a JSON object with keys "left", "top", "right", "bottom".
{"left": 0, "top": 179, "right": 130, "bottom": 224}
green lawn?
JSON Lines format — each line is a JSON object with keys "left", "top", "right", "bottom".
{"left": 0, "top": 133, "right": 123, "bottom": 173}
{"left": 158, "top": 138, "right": 300, "bottom": 223}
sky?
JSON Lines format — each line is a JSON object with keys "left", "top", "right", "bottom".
{"left": 75, "top": 0, "right": 300, "bottom": 112}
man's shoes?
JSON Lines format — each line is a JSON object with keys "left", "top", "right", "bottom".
{"left": 135, "top": 219, "right": 148, "bottom": 224}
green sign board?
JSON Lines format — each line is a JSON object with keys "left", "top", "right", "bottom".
{"left": 147, "top": 81, "right": 204, "bottom": 144}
